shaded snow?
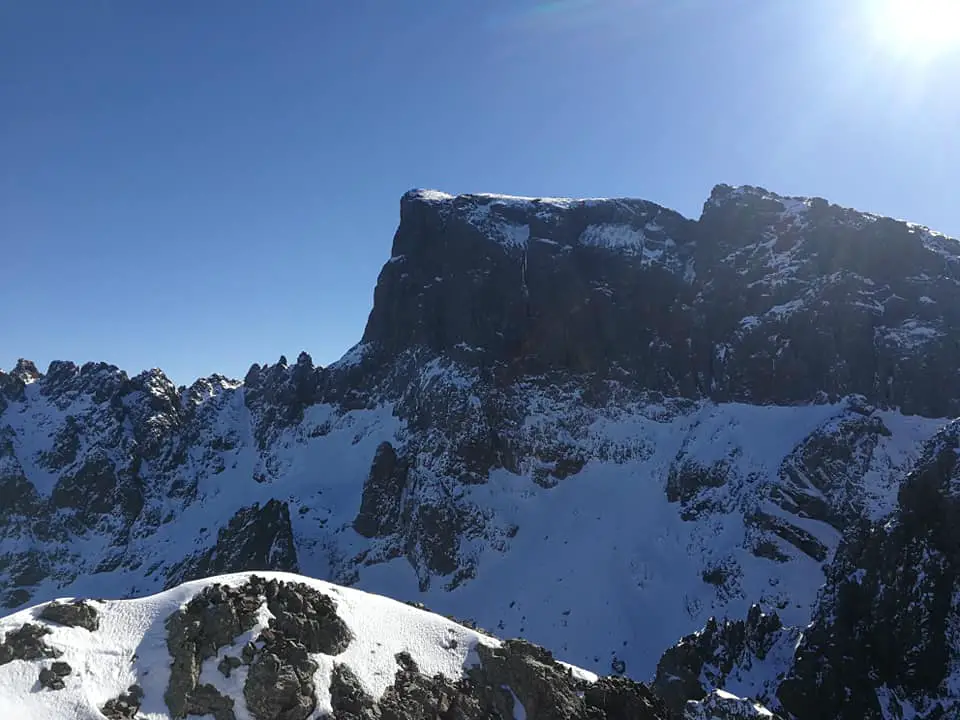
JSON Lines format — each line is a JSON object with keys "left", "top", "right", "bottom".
{"left": 881, "top": 319, "right": 943, "bottom": 350}
{"left": 579, "top": 224, "right": 645, "bottom": 251}
{"left": 352, "top": 396, "right": 937, "bottom": 681}
{"left": 0, "top": 358, "right": 944, "bottom": 693}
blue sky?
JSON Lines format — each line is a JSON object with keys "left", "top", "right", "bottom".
{"left": 3, "top": 0, "right": 958, "bottom": 385}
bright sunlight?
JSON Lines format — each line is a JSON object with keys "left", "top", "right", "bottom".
{"left": 871, "top": 0, "right": 960, "bottom": 62}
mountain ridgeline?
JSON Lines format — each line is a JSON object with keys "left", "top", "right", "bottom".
{"left": 366, "top": 185, "right": 960, "bottom": 414}
{"left": 1, "top": 184, "right": 959, "bottom": 718}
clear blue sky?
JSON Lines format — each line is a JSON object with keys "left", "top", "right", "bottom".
{"left": 3, "top": 0, "right": 958, "bottom": 385}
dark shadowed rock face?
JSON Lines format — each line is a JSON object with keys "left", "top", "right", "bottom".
{"left": 663, "top": 422, "right": 960, "bottom": 719}
{"left": 354, "top": 441, "right": 409, "bottom": 538}
{"left": 364, "top": 191, "right": 698, "bottom": 386}
{"left": 49, "top": 450, "right": 144, "bottom": 534}
{"left": 776, "top": 422, "right": 960, "bottom": 720}
{"left": 363, "top": 187, "right": 960, "bottom": 416}
{"left": 654, "top": 605, "right": 795, "bottom": 714}
{"left": 166, "top": 499, "right": 299, "bottom": 588}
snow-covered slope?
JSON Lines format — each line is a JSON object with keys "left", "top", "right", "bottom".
{"left": 0, "top": 364, "right": 941, "bottom": 685}
{"left": 2, "top": 183, "right": 960, "bottom": 719}
{"left": 0, "top": 571, "right": 670, "bottom": 720}
{"left": 655, "top": 422, "right": 960, "bottom": 719}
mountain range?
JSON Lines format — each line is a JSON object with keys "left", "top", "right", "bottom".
{"left": 1, "top": 184, "right": 959, "bottom": 718}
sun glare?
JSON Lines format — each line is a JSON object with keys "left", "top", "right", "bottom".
{"left": 872, "top": 0, "right": 960, "bottom": 60}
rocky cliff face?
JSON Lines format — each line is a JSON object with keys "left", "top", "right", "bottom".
{"left": 365, "top": 187, "right": 960, "bottom": 415}
{"left": 1, "top": 184, "right": 958, "bottom": 716}
{"left": 652, "top": 423, "right": 960, "bottom": 718}
{"left": 777, "top": 421, "right": 960, "bottom": 719}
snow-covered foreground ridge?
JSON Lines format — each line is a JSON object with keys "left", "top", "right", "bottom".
{"left": 0, "top": 571, "right": 677, "bottom": 720}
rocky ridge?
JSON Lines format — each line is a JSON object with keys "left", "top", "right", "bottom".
{"left": 652, "top": 422, "right": 960, "bottom": 718}
{"left": 2, "top": 184, "right": 960, "bottom": 715}
{"left": 0, "top": 572, "right": 674, "bottom": 720}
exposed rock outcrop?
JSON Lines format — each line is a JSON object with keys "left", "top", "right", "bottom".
{"left": 777, "top": 422, "right": 960, "bottom": 719}
{"left": 165, "top": 499, "right": 299, "bottom": 588}
{"left": 685, "top": 690, "right": 782, "bottom": 719}
{"left": 37, "top": 661, "right": 72, "bottom": 691}
{"left": 654, "top": 605, "right": 795, "bottom": 714}
{"left": 331, "top": 636, "right": 668, "bottom": 720}
{"left": 101, "top": 685, "right": 145, "bottom": 719}
{"left": 354, "top": 442, "right": 409, "bottom": 538}
{"left": 39, "top": 599, "right": 100, "bottom": 631}
{"left": 164, "top": 577, "right": 353, "bottom": 720}
{"left": 364, "top": 187, "right": 960, "bottom": 416}
{"left": 0, "top": 623, "right": 61, "bottom": 665}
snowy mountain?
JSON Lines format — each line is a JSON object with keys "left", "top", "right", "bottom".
{"left": 2, "top": 184, "right": 959, "bottom": 717}
{"left": 0, "top": 571, "right": 670, "bottom": 719}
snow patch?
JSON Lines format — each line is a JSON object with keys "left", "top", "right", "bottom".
{"left": 579, "top": 224, "right": 645, "bottom": 251}
{"left": 881, "top": 319, "right": 943, "bottom": 350}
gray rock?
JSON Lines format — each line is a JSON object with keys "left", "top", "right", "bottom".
{"left": 356, "top": 638, "right": 669, "bottom": 720}
{"left": 475, "top": 639, "right": 584, "bottom": 720}
{"left": 262, "top": 578, "right": 353, "bottom": 655}
{"left": 164, "top": 581, "right": 262, "bottom": 718}
{"left": 217, "top": 655, "right": 242, "bottom": 678}
{"left": 330, "top": 663, "right": 381, "bottom": 719}
{"left": 0, "top": 623, "right": 61, "bottom": 665}
{"left": 584, "top": 676, "right": 671, "bottom": 719}
{"left": 38, "top": 660, "right": 72, "bottom": 691}
{"left": 101, "top": 685, "right": 145, "bottom": 720}
{"left": 242, "top": 578, "right": 354, "bottom": 719}
{"left": 40, "top": 599, "right": 100, "bottom": 631}
{"left": 187, "top": 684, "right": 236, "bottom": 720}
{"left": 163, "top": 576, "right": 352, "bottom": 720}
{"left": 243, "top": 641, "right": 317, "bottom": 720}
{"left": 685, "top": 691, "right": 784, "bottom": 719}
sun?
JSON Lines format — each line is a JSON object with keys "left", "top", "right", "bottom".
{"left": 871, "top": 0, "right": 960, "bottom": 61}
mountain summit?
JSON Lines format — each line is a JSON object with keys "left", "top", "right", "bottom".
{"left": 1, "top": 185, "right": 959, "bottom": 717}
{"left": 365, "top": 185, "right": 960, "bottom": 414}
